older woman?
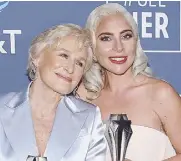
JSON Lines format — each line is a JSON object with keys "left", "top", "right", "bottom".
{"left": 78, "top": 3, "right": 181, "bottom": 161}
{"left": 0, "top": 24, "right": 106, "bottom": 161}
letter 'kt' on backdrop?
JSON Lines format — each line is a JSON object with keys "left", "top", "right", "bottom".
{"left": 0, "top": 1, "right": 180, "bottom": 95}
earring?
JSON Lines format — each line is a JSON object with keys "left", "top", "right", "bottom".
{"left": 72, "top": 85, "right": 79, "bottom": 96}
{"left": 29, "top": 62, "right": 37, "bottom": 81}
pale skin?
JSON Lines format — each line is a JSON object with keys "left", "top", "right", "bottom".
{"left": 78, "top": 14, "right": 181, "bottom": 161}
{"left": 29, "top": 36, "right": 87, "bottom": 156}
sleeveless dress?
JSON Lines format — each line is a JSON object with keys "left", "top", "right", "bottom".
{"left": 105, "top": 124, "right": 176, "bottom": 161}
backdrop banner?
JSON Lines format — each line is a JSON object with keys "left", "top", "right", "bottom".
{"left": 0, "top": 1, "right": 180, "bottom": 94}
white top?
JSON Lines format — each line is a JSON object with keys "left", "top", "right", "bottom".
{"left": 105, "top": 125, "right": 176, "bottom": 161}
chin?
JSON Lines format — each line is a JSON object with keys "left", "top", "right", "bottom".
{"left": 51, "top": 84, "right": 71, "bottom": 95}
{"left": 57, "top": 89, "right": 72, "bottom": 95}
{"left": 113, "top": 71, "right": 126, "bottom": 75}
{"left": 107, "top": 67, "right": 126, "bottom": 75}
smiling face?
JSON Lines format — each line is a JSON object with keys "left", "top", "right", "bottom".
{"left": 95, "top": 14, "right": 137, "bottom": 75}
{"left": 35, "top": 36, "right": 88, "bottom": 95}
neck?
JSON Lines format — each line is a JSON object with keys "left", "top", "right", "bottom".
{"left": 29, "top": 79, "right": 62, "bottom": 117}
{"left": 105, "top": 68, "right": 135, "bottom": 93}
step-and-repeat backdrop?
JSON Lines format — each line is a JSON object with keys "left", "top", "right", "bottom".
{"left": 0, "top": 1, "right": 180, "bottom": 95}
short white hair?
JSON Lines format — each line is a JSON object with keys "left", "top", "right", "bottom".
{"left": 27, "top": 23, "right": 93, "bottom": 79}
{"left": 27, "top": 24, "right": 96, "bottom": 95}
{"left": 84, "top": 3, "right": 153, "bottom": 99}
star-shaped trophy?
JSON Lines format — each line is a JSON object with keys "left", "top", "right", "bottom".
{"left": 26, "top": 155, "right": 47, "bottom": 161}
{"left": 105, "top": 114, "right": 132, "bottom": 161}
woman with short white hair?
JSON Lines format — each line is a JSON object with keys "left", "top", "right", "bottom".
{"left": 0, "top": 24, "right": 107, "bottom": 161}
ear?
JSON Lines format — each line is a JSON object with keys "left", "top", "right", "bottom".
{"left": 34, "top": 47, "right": 47, "bottom": 67}
{"left": 33, "top": 53, "right": 43, "bottom": 68}
{"left": 32, "top": 58, "right": 39, "bottom": 69}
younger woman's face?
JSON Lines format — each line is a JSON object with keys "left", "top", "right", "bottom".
{"left": 95, "top": 14, "right": 137, "bottom": 75}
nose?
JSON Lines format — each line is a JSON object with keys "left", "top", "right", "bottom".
{"left": 64, "top": 60, "right": 75, "bottom": 74}
{"left": 112, "top": 39, "right": 124, "bottom": 52}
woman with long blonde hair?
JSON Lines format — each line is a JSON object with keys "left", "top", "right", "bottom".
{"left": 78, "top": 3, "right": 181, "bottom": 161}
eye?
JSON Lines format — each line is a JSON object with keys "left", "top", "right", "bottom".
{"left": 76, "top": 61, "right": 84, "bottom": 68}
{"left": 100, "top": 36, "right": 111, "bottom": 41}
{"left": 121, "top": 33, "right": 133, "bottom": 40}
{"left": 59, "top": 53, "right": 68, "bottom": 59}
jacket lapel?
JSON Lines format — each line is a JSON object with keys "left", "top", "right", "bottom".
{"left": 44, "top": 96, "right": 89, "bottom": 161}
{"left": 0, "top": 89, "right": 89, "bottom": 161}
{"left": 0, "top": 89, "right": 38, "bottom": 161}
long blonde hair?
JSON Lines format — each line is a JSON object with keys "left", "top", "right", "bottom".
{"left": 83, "top": 3, "right": 153, "bottom": 100}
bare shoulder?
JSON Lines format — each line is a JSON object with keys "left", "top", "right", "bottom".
{"left": 138, "top": 75, "right": 179, "bottom": 99}
{"left": 147, "top": 77, "right": 180, "bottom": 101}
{"left": 135, "top": 75, "right": 180, "bottom": 108}
{"left": 143, "top": 77, "right": 181, "bottom": 114}
{"left": 145, "top": 80, "right": 181, "bottom": 152}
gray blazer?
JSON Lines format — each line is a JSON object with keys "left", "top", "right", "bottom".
{"left": 0, "top": 87, "right": 106, "bottom": 161}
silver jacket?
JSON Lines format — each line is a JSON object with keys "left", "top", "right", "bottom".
{"left": 0, "top": 87, "right": 106, "bottom": 161}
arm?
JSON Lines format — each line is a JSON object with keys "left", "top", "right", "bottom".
{"left": 86, "top": 107, "right": 107, "bottom": 161}
{"left": 155, "top": 82, "right": 181, "bottom": 161}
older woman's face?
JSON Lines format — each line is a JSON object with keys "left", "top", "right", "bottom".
{"left": 95, "top": 14, "right": 137, "bottom": 75}
{"left": 36, "top": 36, "right": 88, "bottom": 95}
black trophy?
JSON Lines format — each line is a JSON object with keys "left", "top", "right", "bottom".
{"left": 105, "top": 114, "right": 132, "bottom": 161}
{"left": 27, "top": 155, "right": 47, "bottom": 161}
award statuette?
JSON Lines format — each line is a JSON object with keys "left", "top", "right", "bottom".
{"left": 26, "top": 155, "right": 47, "bottom": 161}
{"left": 105, "top": 114, "right": 132, "bottom": 161}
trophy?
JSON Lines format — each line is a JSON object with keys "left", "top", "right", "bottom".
{"left": 26, "top": 155, "right": 47, "bottom": 161}
{"left": 105, "top": 114, "right": 132, "bottom": 161}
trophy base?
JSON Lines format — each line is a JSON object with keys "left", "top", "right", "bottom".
{"left": 27, "top": 155, "right": 47, "bottom": 161}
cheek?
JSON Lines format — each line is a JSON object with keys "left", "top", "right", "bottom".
{"left": 74, "top": 69, "right": 84, "bottom": 80}
{"left": 124, "top": 40, "right": 137, "bottom": 54}
{"left": 71, "top": 69, "right": 84, "bottom": 87}
{"left": 53, "top": 58, "right": 64, "bottom": 69}
{"left": 39, "top": 54, "right": 57, "bottom": 70}
{"left": 45, "top": 58, "right": 68, "bottom": 71}
{"left": 95, "top": 44, "right": 111, "bottom": 58}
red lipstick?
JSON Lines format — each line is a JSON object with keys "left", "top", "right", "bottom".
{"left": 109, "top": 56, "right": 128, "bottom": 64}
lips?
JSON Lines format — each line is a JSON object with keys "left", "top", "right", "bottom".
{"left": 109, "top": 56, "right": 128, "bottom": 64}
{"left": 55, "top": 73, "right": 72, "bottom": 82}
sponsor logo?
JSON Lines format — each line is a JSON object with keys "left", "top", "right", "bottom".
{"left": 0, "top": 1, "right": 9, "bottom": 12}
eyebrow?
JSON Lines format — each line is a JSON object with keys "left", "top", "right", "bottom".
{"left": 98, "top": 29, "right": 133, "bottom": 38}
{"left": 58, "top": 48, "right": 86, "bottom": 62}
{"left": 56, "top": 48, "right": 69, "bottom": 52}
{"left": 77, "top": 57, "right": 86, "bottom": 62}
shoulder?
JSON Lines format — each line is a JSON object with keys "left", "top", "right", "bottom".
{"left": 66, "top": 95, "right": 102, "bottom": 128}
{"left": 66, "top": 95, "right": 97, "bottom": 113}
{"left": 144, "top": 77, "right": 181, "bottom": 113}
{"left": 147, "top": 78, "right": 179, "bottom": 101}
{"left": 135, "top": 76, "right": 180, "bottom": 106}
{"left": 137, "top": 76, "right": 178, "bottom": 99}
{"left": 0, "top": 89, "right": 27, "bottom": 109}
{"left": 0, "top": 92, "right": 17, "bottom": 108}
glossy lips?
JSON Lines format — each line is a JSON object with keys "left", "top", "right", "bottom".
{"left": 109, "top": 56, "right": 128, "bottom": 64}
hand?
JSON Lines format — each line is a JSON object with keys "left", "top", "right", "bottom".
{"left": 125, "top": 159, "right": 132, "bottom": 161}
